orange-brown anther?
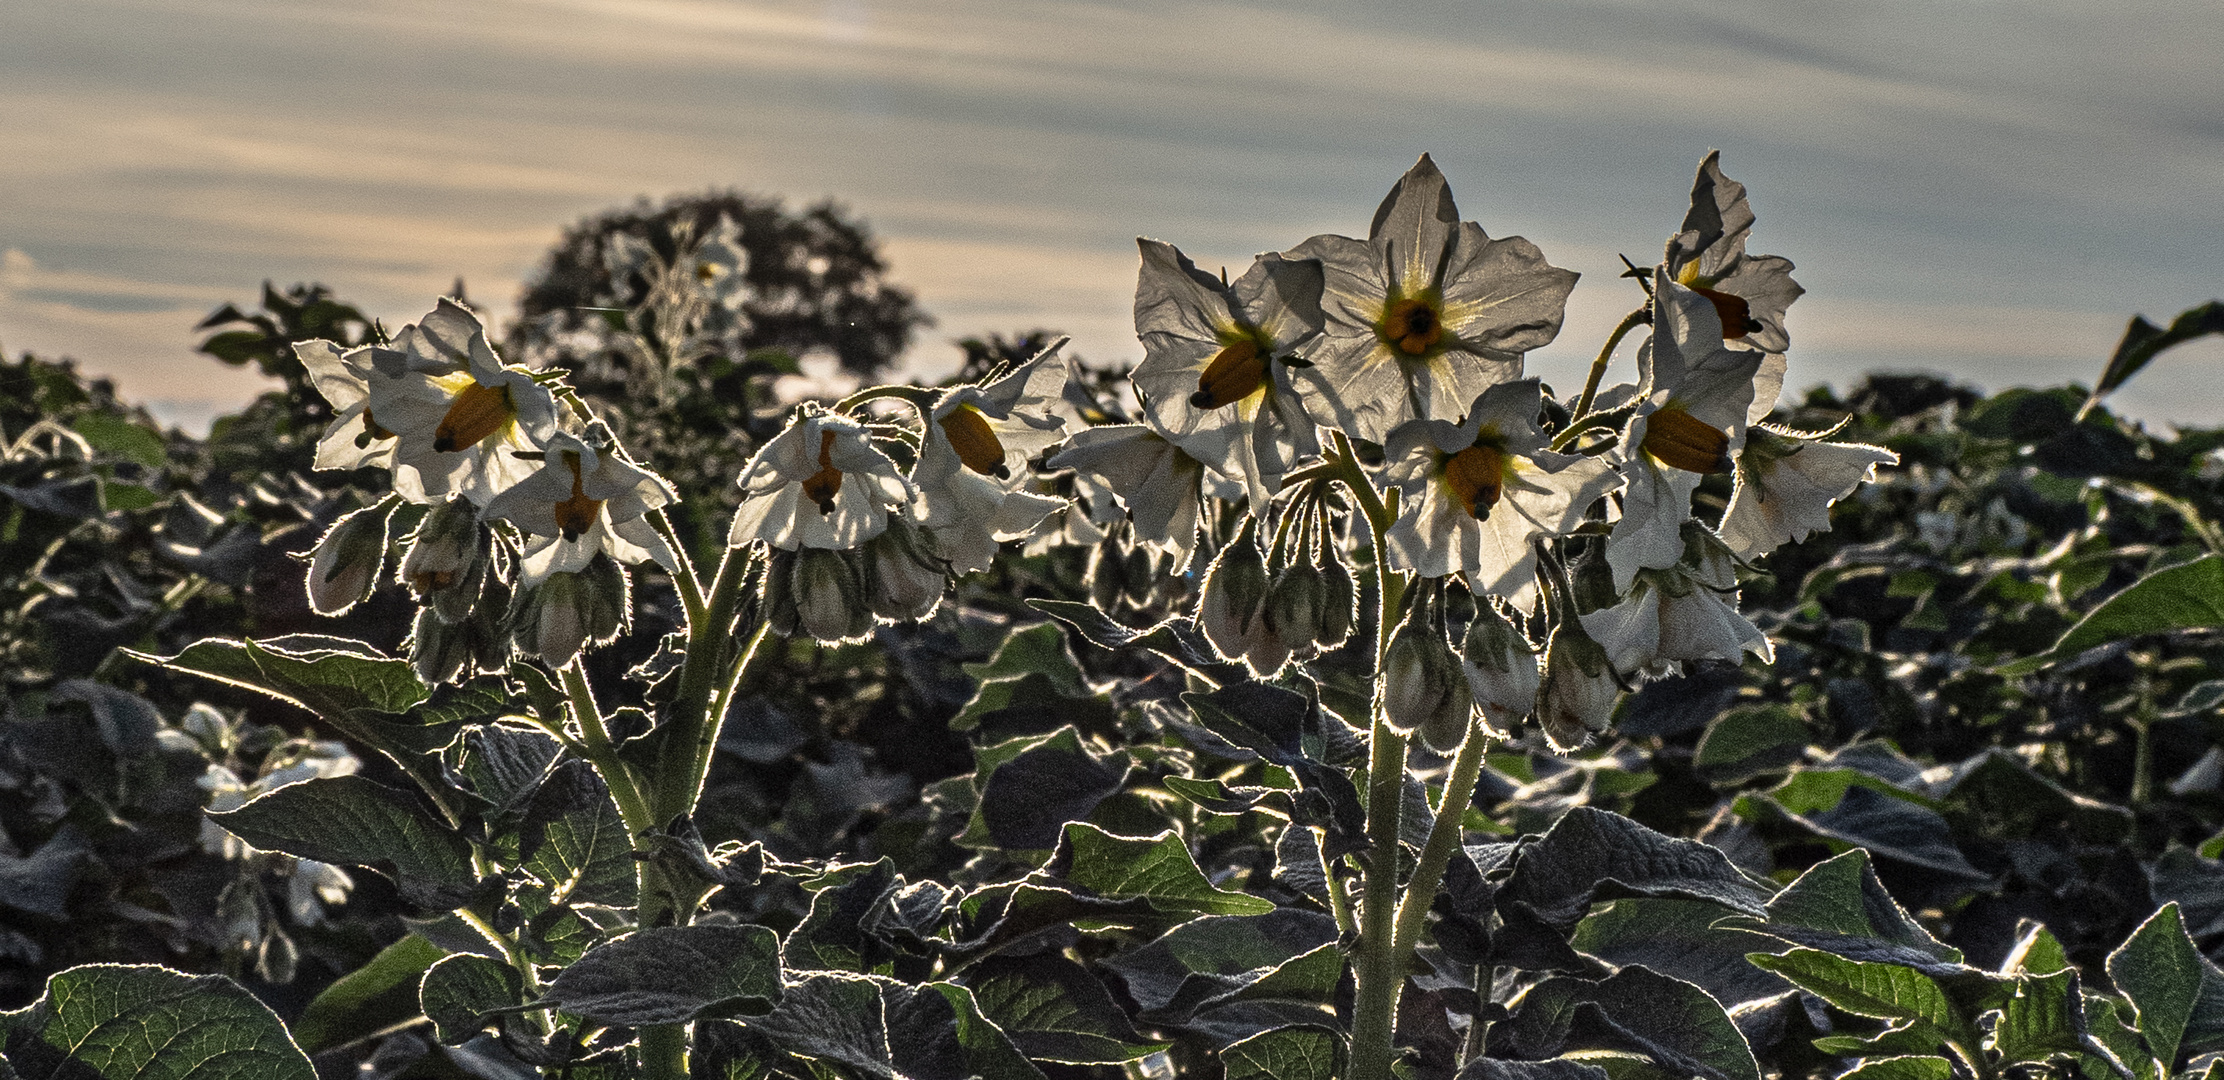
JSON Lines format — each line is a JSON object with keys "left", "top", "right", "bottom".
{"left": 1442, "top": 445, "right": 1506, "bottom": 521}
{"left": 1691, "top": 286, "right": 1757, "bottom": 340}
{"left": 1383, "top": 298, "right": 1444, "bottom": 356}
{"left": 696, "top": 260, "right": 719, "bottom": 283}
{"left": 1189, "top": 338, "right": 1267, "bottom": 409}
{"left": 433, "top": 382, "right": 514, "bottom": 453}
{"left": 1643, "top": 408, "right": 1734, "bottom": 474}
{"left": 552, "top": 451, "right": 603, "bottom": 540}
{"left": 940, "top": 406, "right": 1010, "bottom": 479}
{"left": 801, "top": 430, "right": 844, "bottom": 514}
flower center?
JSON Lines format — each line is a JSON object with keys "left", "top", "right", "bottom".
{"left": 801, "top": 430, "right": 844, "bottom": 514}
{"left": 1642, "top": 408, "right": 1734, "bottom": 474}
{"left": 940, "top": 405, "right": 1010, "bottom": 479}
{"left": 1691, "top": 285, "right": 1757, "bottom": 340}
{"left": 696, "top": 260, "right": 720, "bottom": 284}
{"left": 433, "top": 382, "right": 515, "bottom": 453}
{"left": 553, "top": 451, "right": 603, "bottom": 541}
{"left": 1442, "top": 445, "right": 1506, "bottom": 521}
{"left": 1381, "top": 298, "right": 1443, "bottom": 356}
{"left": 1189, "top": 338, "right": 1267, "bottom": 410}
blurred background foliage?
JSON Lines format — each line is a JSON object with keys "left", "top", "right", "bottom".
{"left": 6, "top": 190, "right": 2224, "bottom": 1076}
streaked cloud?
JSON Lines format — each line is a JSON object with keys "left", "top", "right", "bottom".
{"left": 0, "top": 0, "right": 2215, "bottom": 433}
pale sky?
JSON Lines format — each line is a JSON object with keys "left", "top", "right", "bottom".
{"left": 3, "top": 0, "right": 2220, "bottom": 433}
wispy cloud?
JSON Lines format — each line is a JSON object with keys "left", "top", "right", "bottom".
{"left": 0, "top": 0, "right": 2214, "bottom": 427}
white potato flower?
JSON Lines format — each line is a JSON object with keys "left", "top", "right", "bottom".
{"left": 294, "top": 340, "right": 401, "bottom": 478}
{"left": 1379, "top": 380, "right": 1621, "bottom": 609}
{"left": 911, "top": 342, "right": 1073, "bottom": 573}
{"left": 363, "top": 299, "right": 559, "bottom": 506}
{"left": 1285, "top": 154, "right": 1578, "bottom": 444}
{"left": 1128, "top": 239, "right": 1324, "bottom": 510}
{"left": 1045, "top": 423, "right": 1213, "bottom": 557}
{"left": 731, "top": 408, "right": 913, "bottom": 551}
{"left": 690, "top": 214, "right": 749, "bottom": 308}
{"left": 1605, "top": 281, "right": 1765, "bottom": 591}
{"left": 1581, "top": 525, "right": 1770, "bottom": 681}
{"left": 1720, "top": 428, "right": 1898, "bottom": 558}
{"left": 1662, "top": 151, "right": 1805, "bottom": 356}
{"left": 480, "top": 430, "right": 679, "bottom": 587}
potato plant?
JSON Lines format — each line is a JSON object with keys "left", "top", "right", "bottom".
{"left": 4, "top": 156, "right": 2224, "bottom": 1080}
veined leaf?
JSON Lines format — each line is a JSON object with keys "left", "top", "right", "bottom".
{"left": 961, "top": 953, "right": 1169, "bottom": 1065}
{"left": 1221, "top": 1025, "right": 1342, "bottom": 1080}
{"left": 291, "top": 933, "right": 445, "bottom": 1053}
{"left": 0, "top": 964, "right": 315, "bottom": 1079}
{"left": 1745, "top": 949, "right": 1973, "bottom": 1047}
{"left": 209, "top": 775, "right": 479, "bottom": 908}
{"left": 419, "top": 954, "right": 524, "bottom": 1046}
{"left": 2000, "top": 556, "right": 2224, "bottom": 675}
{"left": 542, "top": 925, "right": 783, "bottom": 1026}
{"left": 1039, "top": 823, "right": 1274, "bottom": 916}
{"left": 2106, "top": 903, "right": 2206, "bottom": 1072}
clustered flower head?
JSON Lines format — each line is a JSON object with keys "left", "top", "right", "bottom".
{"left": 289, "top": 151, "right": 1892, "bottom": 754}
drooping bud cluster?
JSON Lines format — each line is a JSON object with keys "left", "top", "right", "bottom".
{"left": 1383, "top": 593, "right": 1474, "bottom": 752}
{"left": 1461, "top": 598, "right": 1539, "bottom": 737}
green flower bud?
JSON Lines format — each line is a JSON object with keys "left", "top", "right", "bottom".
{"left": 1462, "top": 601, "right": 1539, "bottom": 736}
{"left": 864, "top": 521, "right": 946, "bottom": 622}
{"left": 517, "top": 571, "right": 589, "bottom": 668}
{"left": 1316, "top": 554, "right": 1355, "bottom": 651}
{"left": 1265, "top": 561, "right": 1326, "bottom": 656}
{"left": 1198, "top": 518, "right": 1285, "bottom": 675}
{"left": 399, "top": 496, "right": 490, "bottom": 624}
{"left": 1384, "top": 611, "right": 1474, "bottom": 752}
{"left": 407, "top": 606, "right": 471, "bottom": 685}
{"left": 304, "top": 501, "right": 393, "bottom": 616}
{"left": 578, "top": 552, "right": 631, "bottom": 646}
{"left": 1537, "top": 627, "right": 1620, "bottom": 752}
{"left": 762, "top": 548, "right": 801, "bottom": 639}
{"left": 792, "top": 547, "right": 871, "bottom": 644}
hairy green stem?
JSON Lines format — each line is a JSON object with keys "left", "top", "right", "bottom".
{"left": 833, "top": 383, "right": 939, "bottom": 416}
{"left": 1334, "top": 430, "right": 1411, "bottom": 1080}
{"left": 1392, "top": 722, "right": 1491, "bottom": 957}
{"left": 653, "top": 545, "right": 751, "bottom": 825}
{"left": 1570, "top": 306, "right": 1649, "bottom": 421}
{"left": 1319, "top": 831, "right": 1357, "bottom": 938}
{"left": 562, "top": 662, "right": 655, "bottom": 835}
{"left": 645, "top": 508, "right": 707, "bottom": 628}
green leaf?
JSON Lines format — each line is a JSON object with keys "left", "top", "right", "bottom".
{"left": 418, "top": 954, "right": 524, "bottom": 1046}
{"left": 1836, "top": 1056, "right": 1954, "bottom": 1080}
{"left": 2004, "top": 920, "right": 2072, "bottom": 976}
{"left": 953, "top": 622, "right": 1103, "bottom": 732}
{"left": 2083, "top": 300, "right": 2224, "bottom": 416}
{"left": 542, "top": 925, "right": 783, "bottom": 1025}
{"left": 0, "top": 964, "right": 315, "bottom": 1079}
{"left": 1994, "top": 968, "right": 2090, "bottom": 1068}
{"left": 2000, "top": 556, "right": 2224, "bottom": 674}
{"left": 1746, "top": 949, "right": 1970, "bottom": 1043}
{"left": 517, "top": 759, "right": 636, "bottom": 909}
{"left": 1495, "top": 806, "right": 1772, "bottom": 934}
{"left": 1040, "top": 822, "right": 1274, "bottom": 916}
{"left": 125, "top": 637, "right": 454, "bottom": 769}
{"left": 70, "top": 414, "right": 167, "bottom": 472}
{"left": 958, "top": 727, "right": 1131, "bottom": 853}
{"left": 1692, "top": 705, "right": 1809, "bottom": 783}
{"left": 209, "top": 775, "right": 480, "bottom": 907}
{"left": 1098, "top": 910, "right": 1339, "bottom": 1020}
{"left": 1221, "top": 1025, "right": 1343, "bottom": 1080}
{"left": 291, "top": 933, "right": 445, "bottom": 1053}
{"left": 2107, "top": 903, "right": 2205, "bottom": 1071}
{"left": 1492, "top": 967, "right": 1760, "bottom": 1080}
{"left": 740, "top": 972, "right": 1047, "bottom": 1080}
{"left": 961, "top": 953, "right": 1169, "bottom": 1065}
{"left": 784, "top": 859, "right": 901, "bottom": 975}
{"left": 1570, "top": 899, "right": 1790, "bottom": 1008}
{"left": 1454, "top": 1062, "right": 1611, "bottom": 1080}
{"left": 1717, "top": 849, "right": 1964, "bottom": 970}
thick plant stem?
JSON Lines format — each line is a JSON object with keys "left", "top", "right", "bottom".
{"left": 1349, "top": 723, "right": 1409, "bottom": 1080}
{"left": 1391, "top": 722, "right": 1491, "bottom": 957}
{"left": 653, "top": 546, "right": 751, "bottom": 824}
{"left": 1335, "top": 430, "right": 1410, "bottom": 1080}
{"left": 562, "top": 662, "right": 655, "bottom": 835}
{"left": 1570, "top": 306, "right": 1650, "bottom": 421}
